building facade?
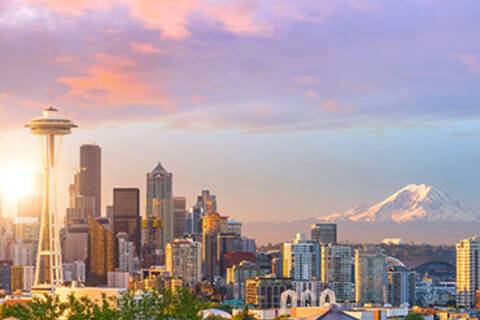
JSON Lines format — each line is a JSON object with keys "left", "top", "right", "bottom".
{"left": 282, "top": 233, "right": 321, "bottom": 281}
{"left": 354, "top": 248, "right": 386, "bottom": 305}
{"left": 79, "top": 144, "right": 102, "bottom": 217}
{"left": 321, "top": 245, "right": 354, "bottom": 302}
{"left": 456, "top": 237, "right": 480, "bottom": 308}
{"left": 165, "top": 238, "right": 202, "bottom": 287}
{"left": 311, "top": 224, "right": 337, "bottom": 244}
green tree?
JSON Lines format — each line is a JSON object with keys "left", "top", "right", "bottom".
{"left": 405, "top": 312, "right": 424, "bottom": 320}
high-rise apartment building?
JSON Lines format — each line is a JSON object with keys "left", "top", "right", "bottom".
{"left": 321, "top": 245, "right": 354, "bottom": 302}
{"left": 146, "top": 163, "right": 173, "bottom": 254}
{"left": 456, "top": 237, "right": 480, "bottom": 308}
{"left": 354, "top": 248, "right": 386, "bottom": 305}
{"left": 87, "top": 217, "right": 114, "bottom": 285}
{"left": 79, "top": 144, "right": 101, "bottom": 217}
{"left": 227, "top": 260, "right": 260, "bottom": 301}
{"left": 387, "top": 265, "right": 416, "bottom": 307}
{"left": 202, "top": 212, "right": 228, "bottom": 280}
{"left": 63, "top": 224, "right": 88, "bottom": 263}
{"left": 311, "top": 223, "right": 337, "bottom": 244}
{"left": 173, "top": 197, "right": 186, "bottom": 240}
{"left": 117, "top": 232, "right": 139, "bottom": 274}
{"left": 165, "top": 238, "right": 202, "bottom": 287}
{"left": 113, "top": 188, "right": 141, "bottom": 261}
{"left": 282, "top": 233, "right": 321, "bottom": 281}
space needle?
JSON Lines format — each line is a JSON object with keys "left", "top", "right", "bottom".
{"left": 25, "top": 107, "right": 77, "bottom": 294}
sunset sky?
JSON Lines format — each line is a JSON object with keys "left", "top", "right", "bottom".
{"left": 1, "top": 0, "right": 480, "bottom": 222}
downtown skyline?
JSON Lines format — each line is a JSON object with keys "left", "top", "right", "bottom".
{"left": 1, "top": 1, "right": 480, "bottom": 224}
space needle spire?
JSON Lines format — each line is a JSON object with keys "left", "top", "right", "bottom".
{"left": 25, "top": 107, "right": 77, "bottom": 294}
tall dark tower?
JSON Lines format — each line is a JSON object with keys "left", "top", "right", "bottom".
{"left": 79, "top": 144, "right": 101, "bottom": 217}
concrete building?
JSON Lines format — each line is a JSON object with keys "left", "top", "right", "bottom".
{"left": 173, "top": 197, "right": 187, "bottom": 239}
{"left": 282, "top": 233, "right": 321, "bottom": 281}
{"left": 245, "top": 277, "right": 293, "bottom": 309}
{"left": 113, "top": 188, "right": 141, "bottom": 262}
{"left": 354, "top": 248, "right": 386, "bottom": 305}
{"left": 166, "top": 238, "right": 202, "bottom": 287}
{"left": 108, "top": 271, "right": 130, "bottom": 289}
{"left": 0, "top": 260, "right": 12, "bottom": 293}
{"left": 226, "top": 260, "right": 260, "bottom": 301}
{"left": 146, "top": 163, "right": 173, "bottom": 255}
{"left": 202, "top": 212, "right": 228, "bottom": 280}
{"left": 79, "top": 144, "right": 102, "bottom": 218}
{"left": 321, "top": 245, "right": 354, "bottom": 302}
{"left": 117, "top": 232, "right": 139, "bottom": 274}
{"left": 311, "top": 224, "right": 337, "bottom": 244}
{"left": 387, "top": 265, "right": 416, "bottom": 307}
{"left": 64, "top": 223, "right": 88, "bottom": 263}
{"left": 456, "top": 237, "right": 480, "bottom": 308}
{"left": 87, "top": 217, "right": 114, "bottom": 285}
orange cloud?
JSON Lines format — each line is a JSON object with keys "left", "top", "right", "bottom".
{"left": 321, "top": 99, "right": 341, "bottom": 112}
{"left": 130, "top": 41, "right": 159, "bottom": 54}
{"left": 58, "top": 53, "right": 173, "bottom": 109}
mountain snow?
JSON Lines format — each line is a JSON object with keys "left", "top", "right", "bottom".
{"left": 320, "top": 183, "right": 479, "bottom": 223}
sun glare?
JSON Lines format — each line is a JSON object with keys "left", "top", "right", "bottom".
{"left": 0, "top": 161, "right": 35, "bottom": 201}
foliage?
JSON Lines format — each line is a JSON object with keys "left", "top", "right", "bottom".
{"left": 232, "top": 305, "right": 255, "bottom": 320}
{"left": 405, "top": 312, "right": 424, "bottom": 320}
{"left": 1, "top": 287, "right": 213, "bottom": 320}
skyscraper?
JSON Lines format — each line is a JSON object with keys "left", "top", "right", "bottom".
{"left": 354, "top": 248, "right": 386, "bottom": 305}
{"left": 202, "top": 212, "right": 228, "bottom": 280}
{"left": 456, "top": 237, "right": 480, "bottom": 308}
{"left": 282, "top": 233, "right": 321, "bottom": 281}
{"left": 87, "top": 217, "right": 114, "bottom": 285}
{"left": 321, "top": 245, "right": 354, "bottom": 302}
{"left": 79, "top": 144, "right": 101, "bottom": 218}
{"left": 113, "top": 188, "right": 141, "bottom": 264}
{"left": 173, "top": 197, "right": 187, "bottom": 240}
{"left": 166, "top": 238, "right": 202, "bottom": 287}
{"left": 311, "top": 223, "right": 337, "bottom": 244}
{"left": 387, "top": 265, "right": 416, "bottom": 307}
{"left": 190, "top": 190, "right": 217, "bottom": 235}
{"left": 146, "top": 163, "right": 173, "bottom": 254}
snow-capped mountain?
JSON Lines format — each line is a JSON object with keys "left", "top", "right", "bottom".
{"left": 320, "top": 183, "right": 479, "bottom": 223}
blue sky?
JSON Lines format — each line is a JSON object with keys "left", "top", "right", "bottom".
{"left": 1, "top": 0, "right": 480, "bottom": 221}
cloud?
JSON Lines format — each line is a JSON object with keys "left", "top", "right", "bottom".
{"left": 321, "top": 99, "right": 342, "bottom": 113}
{"left": 58, "top": 53, "right": 173, "bottom": 109}
{"left": 457, "top": 54, "right": 480, "bottom": 77}
{"left": 129, "top": 41, "right": 158, "bottom": 55}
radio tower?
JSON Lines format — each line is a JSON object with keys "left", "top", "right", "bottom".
{"left": 26, "top": 107, "right": 77, "bottom": 294}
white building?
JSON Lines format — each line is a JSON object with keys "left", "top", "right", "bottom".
{"left": 117, "top": 232, "right": 139, "bottom": 274}
{"left": 282, "top": 233, "right": 320, "bottom": 281}
{"left": 456, "top": 236, "right": 480, "bottom": 308}
{"left": 166, "top": 238, "right": 202, "bottom": 287}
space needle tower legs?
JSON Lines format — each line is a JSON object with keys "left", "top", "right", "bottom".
{"left": 25, "top": 107, "right": 77, "bottom": 295}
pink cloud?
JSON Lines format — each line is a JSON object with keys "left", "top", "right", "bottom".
{"left": 457, "top": 54, "right": 480, "bottom": 76}
{"left": 129, "top": 41, "right": 159, "bottom": 55}
{"left": 58, "top": 53, "right": 173, "bottom": 109}
{"left": 321, "top": 99, "right": 341, "bottom": 112}
{"left": 305, "top": 89, "right": 319, "bottom": 98}
{"left": 190, "top": 94, "right": 207, "bottom": 104}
